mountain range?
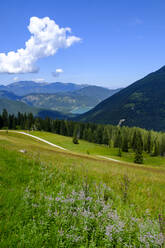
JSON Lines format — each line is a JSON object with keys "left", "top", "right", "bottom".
{"left": 2, "top": 66, "right": 165, "bottom": 131}
{"left": 78, "top": 66, "right": 165, "bottom": 131}
{"left": 20, "top": 86, "right": 121, "bottom": 114}
{"left": 0, "top": 81, "right": 85, "bottom": 96}
{"left": 0, "top": 81, "right": 121, "bottom": 117}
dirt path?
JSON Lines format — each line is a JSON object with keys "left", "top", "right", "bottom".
{"left": 96, "top": 155, "right": 136, "bottom": 165}
{"left": 0, "top": 130, "right": 67, "bottom": 151}
{"left": 0, "top": 130, "right": 165, "bottom": 173}
{"left": 97, "top": 155, "right": 124, "bottom": 163}
{"left": 0, "top": 130, "right": 124, "bottom": 163}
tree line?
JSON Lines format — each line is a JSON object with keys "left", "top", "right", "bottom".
{"left": 1, "top": 109, "right": 165, "bottom": 164}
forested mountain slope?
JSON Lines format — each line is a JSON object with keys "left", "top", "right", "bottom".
{"left": 78, "top": 66, "right": 165, "bottom": 131}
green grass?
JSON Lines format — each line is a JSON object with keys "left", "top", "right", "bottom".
{"left": 0, "top": 131, "right": 165, "bottom": 247}
{"left": 29, "top": 131, "right": 165, "bottom": 167}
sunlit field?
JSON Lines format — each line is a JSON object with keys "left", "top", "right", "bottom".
{"left": 0, "top": 131, "right": 165, "bottom": 247}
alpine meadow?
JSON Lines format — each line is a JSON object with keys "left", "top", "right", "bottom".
{"left": 0, "top": 1, "right": 165, "bottom": 247}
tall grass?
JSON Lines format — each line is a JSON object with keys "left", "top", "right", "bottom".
{"left": 0, "top": 146, "right": 164, "bottom": 247}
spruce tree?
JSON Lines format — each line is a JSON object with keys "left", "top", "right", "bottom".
{"left": 152, "top": 138, "right": 159, "bottom": 156}
{"left": 83, "top": 128, "right": 88, "bottom": 140}
{"left": 132, "top": 130, "right": 137, "bottom": 151}
{"left": 87, "top": 128, "right": 93, "bottom": 142}
{"left": 134, "top": 131, "right": 143, "bottom": 164}
{"left": 96, "top": 126, "right": 103, "bottom": 144}
{"left": 72, "top": 125, "right": 79, "bottom": 144}
{"left": 102, "top": 127, "right": 109, "bottom": 145}
{"left": 146, "top": 131, "right": 152, "bottom": 154}
{"left": 60, "top": 120, "right": 67, "bottom": 135}
{"left": 122, "top": 133, "right": 129, "bottom": 152}
{"left": 114, "top": 129, "right": 122, "bottom": 148}
{"left": 34, "top": 118, "right": 41, "bottom": 131}
{"left": 0, "top": 116, "right": 3, "bottom": 129}
{"left": 160, "top": 135, "right": 165, "bottom": 156}
{"left": 72, "top": 136, "right": 79, "bottom": 144}
{"left": 116, "top": 129, "right": 122, "bottom": 156}
{"left": 2, "top": 109, "right": 8, "bottom": 128}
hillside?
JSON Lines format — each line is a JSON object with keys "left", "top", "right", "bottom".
{"left": 0, "top": 131, "right": 164, "bottom": 247}
{"left": 21, "top": 92, "right": 95, "bottom": 114}
{"left": 74, "top": 86, "right": 121, "bottom": 100}
{"left": 0, "top": 98, "right": 38, "bottom": 115}
{"left": 78, "top": 66, "right": 165, "bottom": 131}
{"left": 20, "top": 86, "right": 121, "bottom": 114}
{"left": 0, "top": 98, "right": 68, "bottom": 119}
{"left": 0, "top": 90, "right": 20, "bottom": 101}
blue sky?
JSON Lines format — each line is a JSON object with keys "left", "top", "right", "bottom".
{"left": 0, "top": 0, "right": 165, "bottom": 88}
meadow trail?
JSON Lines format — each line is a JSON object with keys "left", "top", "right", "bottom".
{"left": 0, "top": 130, "right": 165, "bottom": 173}
{"left": 97, "top": 155, "right": 129, "bottom": 163}
{"left": 0, "top": 130, "right": 67, "bottom": 151}
{"left": 0, "top": 130, "right": 125, "bottom": 164}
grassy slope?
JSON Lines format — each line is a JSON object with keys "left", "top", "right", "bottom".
{"left": 0, "top": 131, "right": 165, "bottom": 218}
{"left": 29, "top": 131, "right": 165, "bottom": 167}
{"left": 0, "top": 131, "right": 165, "bottom": 246}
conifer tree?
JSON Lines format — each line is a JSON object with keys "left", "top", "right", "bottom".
{"left": 96, "top": 126, "right": 103, "bottom": 144}
{"left": 60, "top": 120, "right": 67, "bottom": 135}
{"left": 87, "top": 128, "right": 93, "bottom": 142}
{"left": 132, "top": 130, "right": 137, "bottom": 151}
{"left": 92, "top": 130, "right": 98, "bottom": 143}
{"left": 114, "top": 129, "right": 122, "bottom": 148}
{"left": 72, "top": 136, "right": 79, "bottom": 144}
{"left": 152, "top": 138, "right": 159, "bottom": 156}
{"left": 44, "top": 117, "right": 52, "bottom": 132}
{"left": 83, "top": 128, "right": 88, "bottom": 140}
{"left": 147, "top": 131, "right": 152, "bottom": 154}
{"left": 0, "top": 115, "right": 3, "bottom": 129}
{"left": 2, "top": 109, "right": 8, "bottom": 128}
{"left": 116, "top": 129, "right": 122, "bottom": 156}
{"left": 102, "top": 127, "right": 109, "bottom": 145}
{"left": 134, "top": 131, "right": 143, "bottom": 164}
{"left": 122, "top": 133, "right": 129, "bottom": 152}
{"left": 72, "top": 125, "right": 79, "bottom": 144}
{"left": 160, "top": 135, "right": 165, "bottom": 156}
{"left": 34, "top": 118, "right": 41, "bottom": 131}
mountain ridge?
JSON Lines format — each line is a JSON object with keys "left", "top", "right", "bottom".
{"left": 19, "top": 85, "right": 121, "bottom": 114}
{"left": 0, "top": 81, "right": 86, "bottom": 96}
{"left": 77, "top": 66, "right": 165, "bottom": 131}
{"left": 0, "top": 82, "right": 122, "bottom": 114}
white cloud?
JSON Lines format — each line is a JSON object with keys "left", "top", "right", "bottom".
{"left": 52, "top": 68, "right": 64, "bottom": 77}
{"left": 56, "top": 68, "right": 63, "bottom": 73}
{"left": 33, "top": 78, "right": 45, "bottom": 83}
{"left": 0, "top": 17, "right": 81, "bottom": 74}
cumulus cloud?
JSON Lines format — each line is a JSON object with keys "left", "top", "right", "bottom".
{"left": 0, "top": 17, "right": 81, "bottom": 74}
{"left": 52, "top": 68, "right": 63, "bottom": 77}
